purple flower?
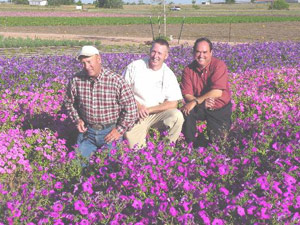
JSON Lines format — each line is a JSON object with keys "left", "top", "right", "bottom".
{"left": 283, "top": 173, "right": 296, "bottom": 185}
{"left": 132, "top": 199, "right": 143, "bottom": 210}
{"left": 82, "top": 181, "right": 93, "bottom": 194}
{"left": 52, "top": 203, "right": 63, "bottom": 212}
{"left": 237, "top": 206, "right": 245, "bottom": 216}
{"left": 74, "top": 200, "right": 85, "bottom": 210}
{"left": 110, "top": 173, "right": 117, "bottom": 179}
{"left": 212, "top": 218, "right": 225, "bottom": 225}
{"left": 122, "top": 180, "right": 130, "bottom": 187}
{"left": 54, "top": 182, "right": 63, "bottom": 189}
{"left": 169, "top": 206, "right": 178, "bottom": 217}
{"left": 79, "top": 206, "right": 89, "bottom": 215}
{"left": 198, "top": 210, "right": 210, "bottom": 225}
{"left": 260, "top": 207, "right": 270, "bottom": 219}
{"left": 219, "top": 187, "right": 229, "bottom": 195}
{"left": 181, "top": 156, "right": 189, "bottom": 163}
{"left": 218, "top": 165, "right": 229, "bottom": 175}
{"left": 79, "top": 219, "right": 90, "bottom": 225}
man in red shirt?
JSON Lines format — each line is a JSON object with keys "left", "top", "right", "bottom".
{"left": 180, "top": 38, "right": 232, "bottom": 147}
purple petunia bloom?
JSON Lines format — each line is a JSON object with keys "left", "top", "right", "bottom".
{"left": 169, "top": 206, "right": 177, "bottom": 217}
{"left": 132, "top": 199, "right": 143, "bottom": 210}
{"left": 74, "top": 200, "right": 85, "bottom": 210}
{"left": 79, "top": 219, "right": 90, "bottom": 225}
{"left": 79, "top": 206, "right": 89, "bottom": 215}
{"left": 52, "top": 203, "right": 63, "bottom": 212}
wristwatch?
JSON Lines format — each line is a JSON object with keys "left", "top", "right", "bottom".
{"left": 192, "top": 98, "right": 199, "bottom": 105}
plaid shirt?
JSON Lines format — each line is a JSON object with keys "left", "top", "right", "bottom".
{"left": 65, "top": 68, "right": 138, "bottom": 135}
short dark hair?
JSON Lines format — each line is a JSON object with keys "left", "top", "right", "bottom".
{"left": 193, "top": 37, "right": 213, "bottom": 52}
{"left": 152, "top": 38, "right": 170, "bottom": 50}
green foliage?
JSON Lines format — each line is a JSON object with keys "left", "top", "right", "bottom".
{"left": 192, "top": 4, "right": 200, "bottom": 9}
{"left": 192, "top": 0, "right": 200, "bottom": 10}
{"left": 12, "top": 0, "right": 28, "bottom": 4}
{"left": 76, "top": 0, "right": 83, "bottom": 5}
{"left": 48, "top": 0, "right": 75, "bottom": 6}
{"left": 0, "top": 35, "right": 100, "bottom": 48}
{"left": 96, "top": 0, "right": 124, "bottom": 8}
{"left": 154, "top": 35, "right": 170, "bottom": 41}
{"left": 1, "top": 16, "right": 300, "bottom": 27}
{"left": 226, "top": 0, "right": 235, "bottom": 3}
{"left": 269, "top": 0, "right": 289, "bottom": 10}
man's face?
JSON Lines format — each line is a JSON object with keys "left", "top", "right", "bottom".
{"left": 80, "top": 54, "right": 101, "bottom": 78}
{"left": 193, "top": 41, "right": 213, "bottom": 68}
{"left": 149, "top": 43, "right": 169, "bottom": 70}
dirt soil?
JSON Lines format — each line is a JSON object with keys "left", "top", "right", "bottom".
{"left": 1, "top": 21, "right": 300, "bottom": 46}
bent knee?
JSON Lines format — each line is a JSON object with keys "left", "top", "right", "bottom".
{"left": 167, "top": 109, "right": 184, "bottom": 125}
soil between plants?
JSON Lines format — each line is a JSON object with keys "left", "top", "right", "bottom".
{"left": 1, "top": 21, "right": 300, "bottom": 46}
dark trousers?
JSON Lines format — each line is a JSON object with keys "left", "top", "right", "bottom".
{"left": 182, "top": 102, "right": 232, "bottom": 146}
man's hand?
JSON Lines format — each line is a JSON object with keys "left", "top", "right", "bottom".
{"left": 104, "top": 128, "right": 121, "bottom": 143}
{"left": 138, "top": 104, "right": 149, "bottom": 119}
{"left": 77, "top": 119, "right": 87, "bottom": 133}
{"left": 205, "top": 98, "right": 215, "bottom": 110}
{"left": 181, "top": 101, "right": 197, "bottom": 116}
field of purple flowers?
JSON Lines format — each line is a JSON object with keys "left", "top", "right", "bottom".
{"left": 0, "top": 42, "right": 299, "bottom": 224}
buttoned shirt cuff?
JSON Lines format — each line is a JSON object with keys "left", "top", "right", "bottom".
{"left": 116, "top": 125, "right": 125, "bottom": 136}
{"left": 72, "top": 115, "right": 80, "bottom": 124}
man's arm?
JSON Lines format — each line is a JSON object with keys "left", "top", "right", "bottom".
{"left": 181, "top": 89, "right": 222, "bottom": 115}
{"left": 188, "top": 89, "right": 222, "bottom": 105}
{"left": 105, "top": 81, "right": 138, "bottom": 143}
{"left": 64, "top": 78, "right": 87, "bottom": 132}
{"left": 136, "top": 100, "right": 178, "bottom": 120}
{"left": 148, "top": 100, "right": 178, "bottom": 114}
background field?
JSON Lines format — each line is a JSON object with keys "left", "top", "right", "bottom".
{"left": 0, "top": 3, "right": 300, "bottom": 46}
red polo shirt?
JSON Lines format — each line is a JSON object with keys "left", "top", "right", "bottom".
{"left": 180, "top": 57, "right": 231, "bottom": 109}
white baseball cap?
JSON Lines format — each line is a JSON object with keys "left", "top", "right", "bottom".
{"left": 77, "top": 46, "right": 99, "bottom": 59}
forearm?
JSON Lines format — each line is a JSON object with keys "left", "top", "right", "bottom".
{"left": 147, "top": 100, "right": 178, "bottom": 114}
{"left": 64, "top": 99, "right": 80, "bottom": 123}
{"left": 185, "top": 89, "right": 222, "bottom": 105}
{"left": 117, "top": 96, "right": 138, "bottom": 135}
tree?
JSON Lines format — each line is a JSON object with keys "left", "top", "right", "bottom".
{"left": 269, "top": 0, "right": 289, "bottom": 10}
{"left": 12, "top": 0, "right": 28, "bottom": 4}
{"left": 225, "top": 0, "right": 235, "bottom": 3}
{"left": 96, "top": 0, "right": 124, "bottom": 8}
{"left": 48, "top": 0, "right": 75, "bottom": 6}
{"left": 192, "top": 0, "right": 199, "bottom": 9}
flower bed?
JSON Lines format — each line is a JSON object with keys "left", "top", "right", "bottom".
{"left": 0, "top": 42, "right": 299, "bottom": 224}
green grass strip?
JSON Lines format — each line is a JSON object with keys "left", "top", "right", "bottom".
{"left": 0, "top": 16, "right": 300, "bottom": 26}
{"left": 0, "top": 35, "right": 100, "bottom": 48}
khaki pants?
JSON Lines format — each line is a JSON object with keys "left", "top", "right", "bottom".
{"left": 125, "top": 109, "right": 184, "bottom": 149}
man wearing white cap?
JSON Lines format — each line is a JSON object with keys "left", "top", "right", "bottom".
{"left": 65, "top": 46, "right": 138, "bottom": 159}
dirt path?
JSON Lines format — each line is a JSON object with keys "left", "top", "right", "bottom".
{"left": 1, "top": 22, "right": 300, "bottom": 46}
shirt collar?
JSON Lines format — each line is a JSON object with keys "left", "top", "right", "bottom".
{"left": 194, "top": 60, "right": 211, "bottom": 74}
{"left": 84, "top": 68, "right": 104, "bottom": 82}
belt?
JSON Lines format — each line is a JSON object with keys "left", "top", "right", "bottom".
{"left": 88, "top": 123, "right": 115, "bottom": 130}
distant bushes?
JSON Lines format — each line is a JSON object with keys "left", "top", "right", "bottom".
{"left": 269, "top": 0, "right": 289, "bottom": 10}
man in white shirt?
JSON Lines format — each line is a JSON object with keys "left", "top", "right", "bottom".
{"left": 123, "top": 38, "right": 184, "bottom": 148}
